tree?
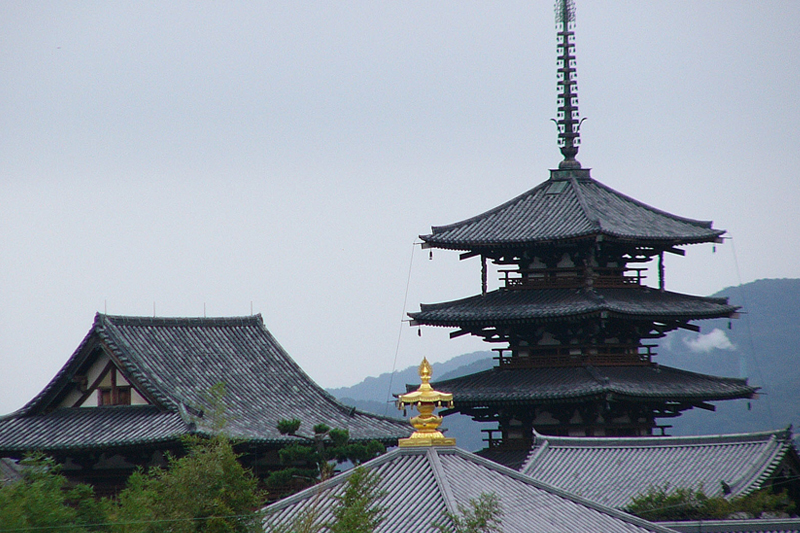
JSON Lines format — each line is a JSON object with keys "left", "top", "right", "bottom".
{"left": 327, "top": 467, "right": 386, "bottom": 533}
{"left": 268, "top": 420, "right": 385, "bottom": 496}
{"left": 0, "top": 453, "right": 109, "bottom": 532}
{"left": 268, "top": 467, "right": 385, "bottom": 533}
{"left": 626, "top": 483, "right": 795, "bottom": 521}
{"left": 113, "top": 435, "right": 265, "bottom": 533}
{"left": 434, "top": 492, "right": 503, "bottom": 533}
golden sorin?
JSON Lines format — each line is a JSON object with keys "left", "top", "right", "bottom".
{"left": 396, "top": 358, "right": 456, "bottom": 447}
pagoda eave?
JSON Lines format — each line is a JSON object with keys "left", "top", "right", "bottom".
{"left": 426, "top": 365, "right": 757, "bottom": 406}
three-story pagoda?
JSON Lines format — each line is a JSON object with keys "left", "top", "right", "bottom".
{"left": 409, "top": 0, "right": 756, "bottom": 465}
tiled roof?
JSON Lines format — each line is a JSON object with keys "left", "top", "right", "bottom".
{"left": 421, "top": 170, "right": 724, "bottom": 250}
{"left": 0, "top": 406, "right": 188, "bottom": 454}
{"left": 410, "top": 287, "right": 737, "bottom": 327}
{"left": 427, "top": 365, "right": 756, "bottom": 405}
{"left": 264, "top": 446, "right": 679, "bottom": 533}
{"left": 658, "top": 518, "right": 800, "bottom": 533}
{"left": 0, "top": 314, "right": 409, "bottom": 453}
{"left": 519, "top": 429, "right": 796, "bottom": 508}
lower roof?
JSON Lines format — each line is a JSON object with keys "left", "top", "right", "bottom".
{"left": 520, "top": 428, "right": 798, "bottom": 508}
{"left": 264, "top": 445, "right": 678, "bottom": 533}
{"left": 410, "top": 287, "right": 737, "bottom": 327}
{"left": 429, "top": 364, "right": 756, "bottom": 406}
{"left": 0, "top": 406, "right": 188, "bottom": 455}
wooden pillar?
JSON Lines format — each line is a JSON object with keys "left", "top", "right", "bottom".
{"left": 658, "top": 252, "right": 665, "bottom": 292}
{"left": 481, "top": 255, "right": 487, "bottom": 295}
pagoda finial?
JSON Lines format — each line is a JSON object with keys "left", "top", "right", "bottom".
{"left": 396, "top": 358, "right": 456, "bottom": 447}
{"left": 554, "top": 0, "right": 584, "bottom": 169}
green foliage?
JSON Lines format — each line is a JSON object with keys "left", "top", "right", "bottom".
{"left": 268, "top": 420, "right": 385, "bottom": 496}
{"left": 113, "top": 436, "right": 265, "bottom": 533}
{"left": 326, "top": 467, "right": 386, "bottom": 533}
{"left": 277, "top": 419, "right": 302, "bottom": 436}
{"left": 0, "top": 453, "right": 110, "bottom": 532}
{"left": 269, "top": 468, "right": 385, "bottom": 533}
{"left": 626, "top": 483, "right": 795, "bottom": 521}
{"left": 434, "top": 492, "right": 503, "bottom": 533}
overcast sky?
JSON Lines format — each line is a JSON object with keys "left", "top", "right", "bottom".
{"left": 2, "top": 1, "right": 799, "bottom": 415}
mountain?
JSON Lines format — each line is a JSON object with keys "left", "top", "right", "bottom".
{"left": 330, "top": 279, "right": 800, "bottom": 448}
{"left": 659, "top": 278, "right": 800, "bottom": 436}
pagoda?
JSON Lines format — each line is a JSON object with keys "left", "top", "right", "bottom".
{"left": 409, "top": 0, "right": 755, "bottom": 464}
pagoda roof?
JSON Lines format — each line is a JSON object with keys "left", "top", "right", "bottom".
{"left": 421, "top": 169, "right": 724, "bottom": 251}
{"left": 410, "top": 287, "right": 738, "bottom": 328}
{"left": 264, "top": 445, "right": 678, "bottom": 533}
{"left": 520, "top": 428, "right": 799, "bottom": 508}
{"left": 0, "top": 314, "right": 409, "bottom": 455}
{"left": 426, "top": 365, "right": 756, "bottom": 406}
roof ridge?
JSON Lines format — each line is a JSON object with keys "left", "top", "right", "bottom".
{"left": 569, "top": 176, "right": 602, "bottom": 232}
{"left": 98, "top": 313, "right": 264, "bottom": 328}
{"left": 729, "top": 433, "right": 792, "bottom": 497}
{"left": 523, "top": 428, "right": 789, "bottom": 449}
{"left": 429, "top": 447, "right": 459, "bottom": 516}
{"left": 586, "top": 178, "right": 719, "bottom": 230}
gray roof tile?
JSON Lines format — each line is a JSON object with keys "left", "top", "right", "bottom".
{"left": 264, "top": 446, "right": 680, "bottom": 533}
{"left": 520, "top": 429, "right": 797, "bottom": 508}
{"left": 422, "top": 171, "right": 724, "bottom": 250}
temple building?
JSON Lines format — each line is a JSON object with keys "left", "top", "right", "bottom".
{"left": 0, "top": 313, "right": 409, "bottom": 494}
{"left": 409, "top": 0, "right": 756, "bottom": 467}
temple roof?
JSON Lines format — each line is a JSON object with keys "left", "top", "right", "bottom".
{"left": 421, "top": 169, "right": 724, "bottom": 251}
{"left": 520, "top": 428, "right": 799, "bottom": 508}
{"left": 427, "top": 365, "right": 756, "bottom": 406}
{"left": 0, "top": 314, "right": 409, "bottom": 454}
{"left": 410, "top": 287, "right": 737, "bottom": 328}
{"left": 263, "top": 446, "right": 678, "bottom": 533}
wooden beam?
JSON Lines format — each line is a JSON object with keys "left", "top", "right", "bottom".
{"left": 664, "top": 247, "right": 686, "bottom": 256}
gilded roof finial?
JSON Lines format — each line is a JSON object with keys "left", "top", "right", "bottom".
{"left": 554, "top": 0, "right": 584, "bottom": 169}
{"left": 397, "top": 358, "right": 456, "bottom": 447}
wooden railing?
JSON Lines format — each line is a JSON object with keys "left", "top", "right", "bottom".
{"left": 493, "top": 344, "right": 656, "bottom": 368}
{"left": 500, "top": 267, "right": 646, "bottom": 289}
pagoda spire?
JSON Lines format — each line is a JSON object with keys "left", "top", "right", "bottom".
{"left": 555, "top": 0, "right": 583, "bottom": 169}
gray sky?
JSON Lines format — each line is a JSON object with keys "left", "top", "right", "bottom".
{"left": 2, "top": 1, "right": 799, "bottom": 415}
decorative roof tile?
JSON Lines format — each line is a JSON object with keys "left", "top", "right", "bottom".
{"left": 0, "top": 314, "right": 409, "bottom": 453}
{"left": 411, "top": 288, "right": 737, "bottom": 327}
{"left": 264, "top": 446, "right": 680, "bottom": 533}
{"left": 520, "top": 428, "right": 797, "bottom": 508}
{"left": 427, "top": 365, "right": 756, "bottom": 405}
{"left": 422, "top": 171, "right": 724, "bottom": 250}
